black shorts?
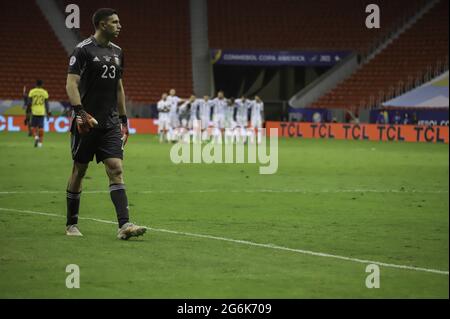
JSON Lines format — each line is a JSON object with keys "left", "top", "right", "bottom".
{"left": 70, "top": 121, "right": 124, "bottom": 164}
{"left": 31, "top": 115, "right": 44, "bottom": 128}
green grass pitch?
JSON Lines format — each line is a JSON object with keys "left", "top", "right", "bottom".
{"left": 0, "top": 132, "right": 448, "bottom": 298}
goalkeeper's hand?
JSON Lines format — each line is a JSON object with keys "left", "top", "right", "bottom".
{"left": 73, "top": 105, "right": 98, "bottom": 134}
{"left": 120, "top": 115, "right": 129, "bottom": 148}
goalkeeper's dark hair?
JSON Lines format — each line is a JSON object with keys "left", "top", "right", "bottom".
{"left": 92, "top": 8, "right": 118, "bottom": 29}
{"left": 36, "top": 79, "right": 43, "bottom": 87}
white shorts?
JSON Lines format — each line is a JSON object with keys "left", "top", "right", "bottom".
{"left": 198, "top": 117, "right": 210, "bottom": 130}
{"left": 192, "top": 119, "right": 200, "bottom": 129}
{"left": 170, "top": 113, "right": 180, "bottom": 128}
{"left": 188, "top": 118, "right": 194, "bottom": 129}
{"left": 180, "top": 118, "right": 193, "bottom": 129}
{"left": 158, "top": 113, "right": 170, "bottom": 131}
{"left": 251, "top": 117, "right": 262, "bottom": 128}
{"left": 236, "top": 116, "right": 248, "bottom": 128}
{"left": 212, "top": 114, "right": 225, "bottom": 129}
{"left": 224, "top": 119, "right": 236, "bottom": 130}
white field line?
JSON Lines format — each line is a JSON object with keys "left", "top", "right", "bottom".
{"left": 0, "top": 189, "right": 448, "bottom": 195}
{"left": 0, "top": 207, "right": 448, "bottom": 276}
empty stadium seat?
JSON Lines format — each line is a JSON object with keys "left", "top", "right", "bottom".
{"left": 311, "top": 0, "right": 448, "bottom": 110}
{"left": 0, "top": 0, "right": 193, "bottom": 104}
{"left": 59, "top": 0, "right": 193, "bottom": 104}
{"left": 0, "top": 0, "right": 69, "bottom": 101}
{"left": 208, "top": 0, "right": 425, "bottom": 53}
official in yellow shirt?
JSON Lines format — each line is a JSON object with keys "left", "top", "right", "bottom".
{"left": 27, "top": 80, "right": 50, "bottom": 147}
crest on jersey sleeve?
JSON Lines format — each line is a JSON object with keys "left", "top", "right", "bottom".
{"left": 69, "top": 56, "right": 76, "bottom": 66}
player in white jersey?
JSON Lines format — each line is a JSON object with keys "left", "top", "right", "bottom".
{"left": 157, "top": 93, "right": 171, "bottom": 143}
{"left": 234, "top": 96, "right": 251, "bottom": 143}
{"left": 197, "top": 95, "right": 214, "bottom": 142}
{"left": 211, "top": 91, "right": 228, "bottom": 144}
{"left": 224, "top": 97, "right": 236, "bottom": 144}
{"left": 189, "top": 97, "right": 203, "bottom": 143}
{"left": 166, "top": 88, "right": 183, "bottom": 142}
{"left": 212, "top": 91, "right": 227, "bottom": 129}
{"left": 249, "top": 96, "right": 264, "bottom": 144}
{"left": 178, "top": 95, "right": 196, "bottom": 143}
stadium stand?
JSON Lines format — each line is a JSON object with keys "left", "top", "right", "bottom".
{"left": 208, "top": 0, "right": 425, "bottom": 53}
{"left": 58, "top": 0, "right": 193, "bottom": 103}
{"left": 0, "top": 0, "right": 193, "bottom": 104}
{"left": 0, "top": 0, "right": 69, "bottom": 101}
{"left": 310, "top": 0, "right": 448, "bottom": 111}
{"left": 0, "top": 0, "right": 445, "bottom": 112}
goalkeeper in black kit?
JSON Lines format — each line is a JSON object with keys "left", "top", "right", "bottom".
{"left": 64, "top": 8, "right": 146, "bottom": 239}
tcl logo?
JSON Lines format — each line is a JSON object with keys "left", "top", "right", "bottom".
{"left": 0, "top": 116, "right": 138, "bottom": 134}
{"left": 0, "top": 116, "right": 21, "bottom": 132}
{"left": 45, "top": 117, "right": 71, "bottom": 132}
{"left": 0, "top": 115, "right": 70, "bottom": 132}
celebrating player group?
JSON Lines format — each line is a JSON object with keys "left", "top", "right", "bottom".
{"left": 157, "top": 89, "right": 265, "bottom": 144}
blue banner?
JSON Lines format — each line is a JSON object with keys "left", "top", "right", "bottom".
{"left": 211, "top": 49, "right": 351, "bottom": 66}
{"left": 289, "top": 107, "right": 333, "bottom": 122}
{"left": 370, "top": 109, "right": 449, "bottom": 126}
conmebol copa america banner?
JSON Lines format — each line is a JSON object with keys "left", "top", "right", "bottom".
{"left": 211, "top": 49, "right": 351, "bottom": 66}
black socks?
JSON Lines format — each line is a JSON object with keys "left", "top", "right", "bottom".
{"left": 66, "top": 185, "right": 130, "bottom": 228}
{"left": 109, "top": 184, "right": 129, "bottom": 228}
{"left": 66, "top": 190, "right": 81, "bottom": 226}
